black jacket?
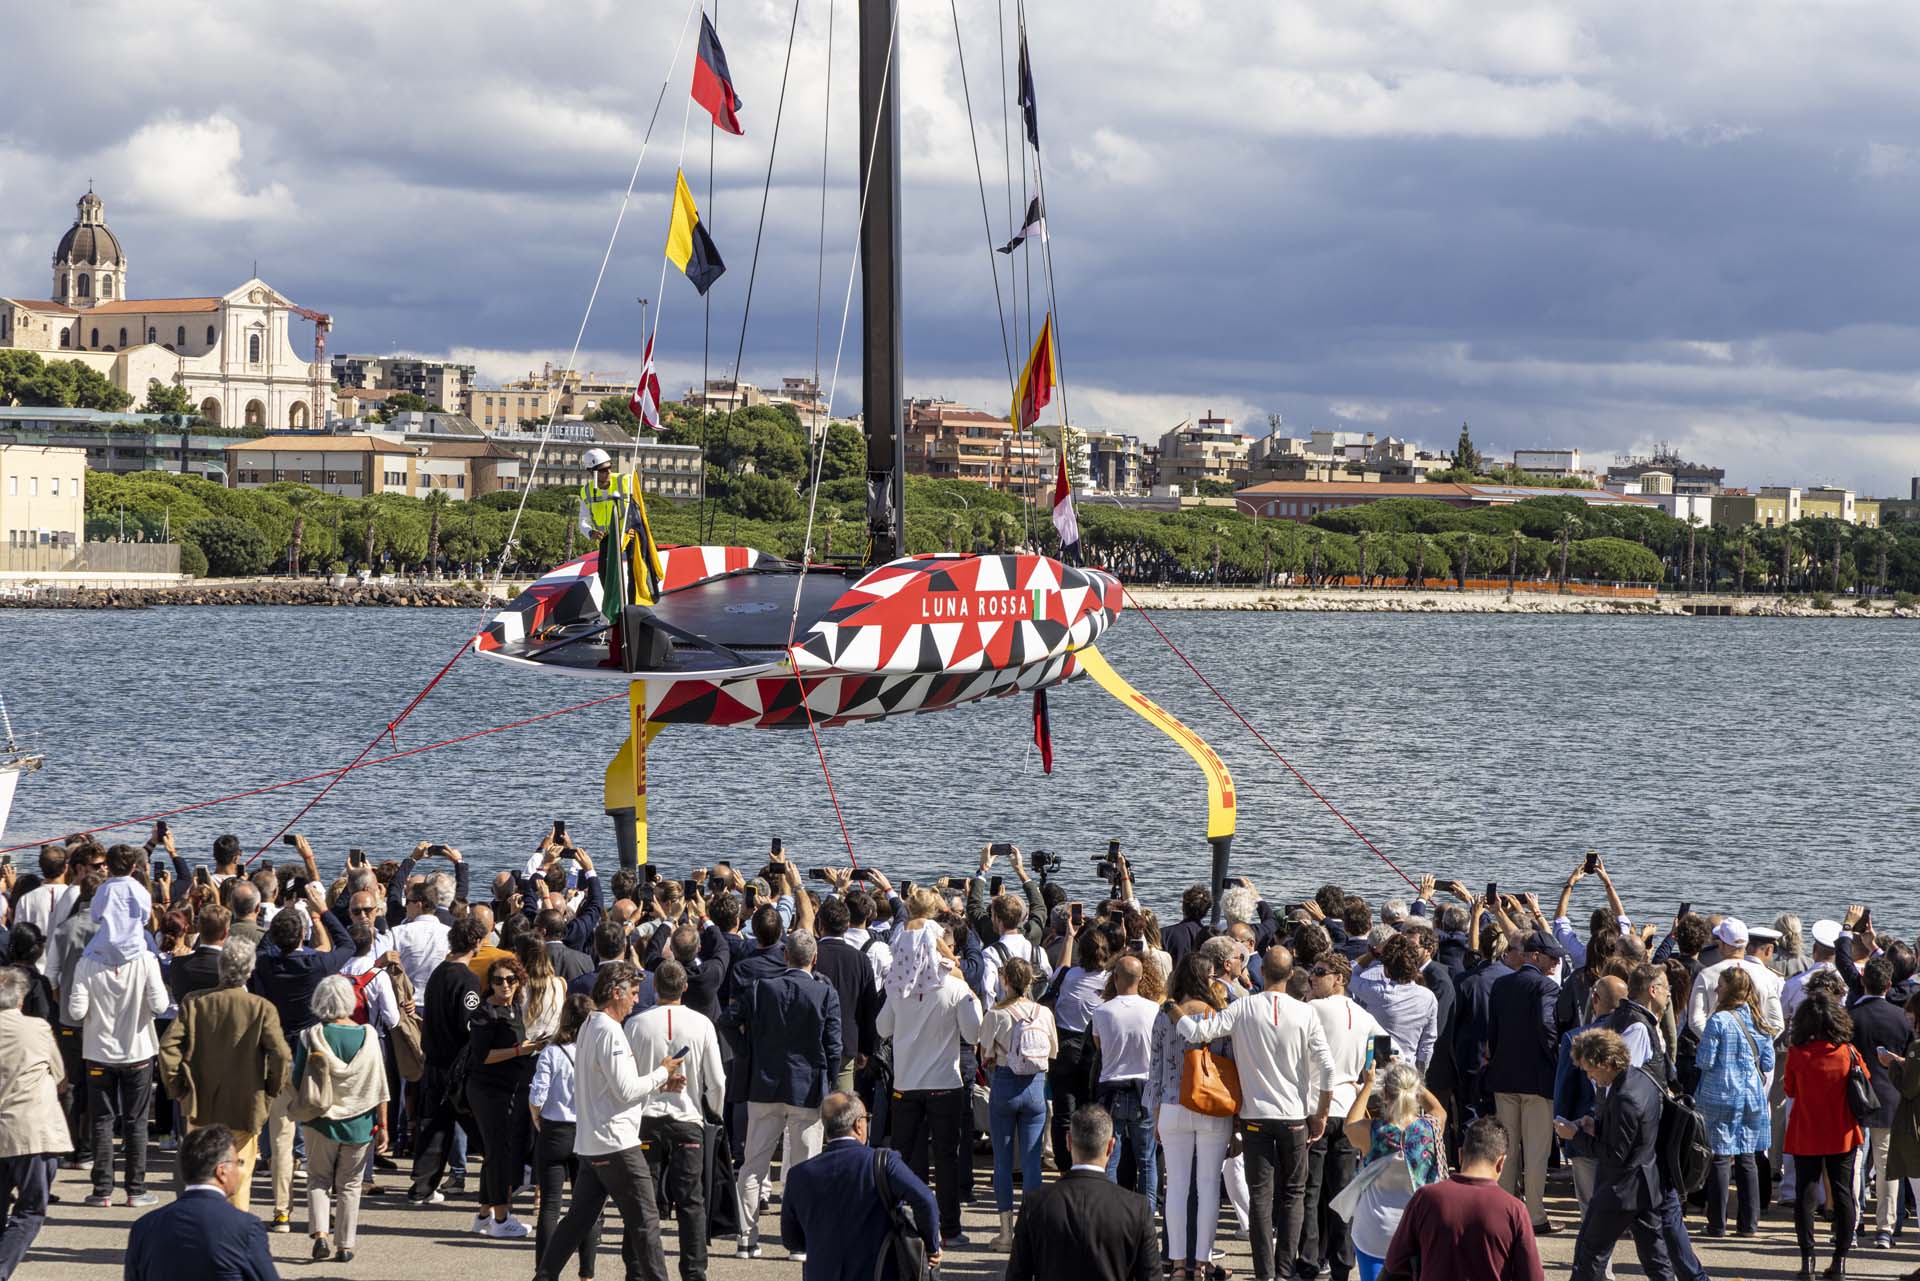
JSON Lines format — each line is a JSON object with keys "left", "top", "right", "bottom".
{"left": 544, "top": 939, "right": 594, "bottom": 983}
{"left": 168, "top": 944, "right": 226, "bottom": 1006}
{"left": 1007, "top": 1168, "right": 1159, "bottom": 1281}
{"left": 1423, "top": 959, "right": 1459, "bottom": 1091}
{"left": 1484, "top": 964, "right": 1561, "bottom": 1098}
{"left": 1162, "top": 918, "right": 1212, "bottom": 969}
{"left": 816, "top": 936, "right": 882, "bottom": 1059}
{"left": 423, "top": 956, "right": 482, "bottom": 1068}
{"left": 1591, "top": 1067, "right": 1664, "bottom": 1212}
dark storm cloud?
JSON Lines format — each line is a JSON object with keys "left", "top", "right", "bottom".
{"left": 6, "top": 2, "right": 1920, "bottom": 489}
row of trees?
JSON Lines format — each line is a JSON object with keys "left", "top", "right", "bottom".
{"left": 0, "top": 350, "right": 134, "bottom": 411}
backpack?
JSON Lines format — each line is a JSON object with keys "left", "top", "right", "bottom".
{"left": 349, "top": 968, "right": 383, "bottom": 1025}
{"left": 1003, "top": 1002, "right": 1053, "bottom": 1076}
{"left": 871, "top": 1150, "right": 931, "bottom": 1281}
{"left": 1638, "top": 1065, "right": 1711, "bottom": 1196}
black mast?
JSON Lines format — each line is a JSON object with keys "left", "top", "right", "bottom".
{"left": 859, "top": 0, "right": 906, "bottom": 564}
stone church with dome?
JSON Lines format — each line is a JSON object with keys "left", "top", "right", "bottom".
{"left": 0, "top": 189, "right": 332, "bottom": 428}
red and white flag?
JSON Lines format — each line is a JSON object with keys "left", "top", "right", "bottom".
{"left": 630, "top": 334, "right": 662, "bottom": 430}
{"left": 1051, "top": 450, "right": 1079, "bottom": 557}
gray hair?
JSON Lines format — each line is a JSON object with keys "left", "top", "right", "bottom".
{"left": 1197, "top": 935, "right": 1241, "bottom": 971}
{"left": 1381, "top": 898, "right": 1409, "bottom": 926}
{"left": 310, "top": 974, "right": 357, "bottom": 1023}
{"left": 821, "top": 1090, "right": 867, "bottom": 1139}
{"left": 219, "top": 937, "right": 258, "bottom": 986}
{"left": 1068, "top": 1103, "right": 1114, "bottom": 1164}
{"left": 1219, "top": 886, "right": 1259, "bottom": 926}
{"left": 0, "top": 967, "right": 27, "bottom": 1012}
{"left": 1437, "top": 904, "right": 1469, "bottom": 934}
{"left": 348, "top": 868, "right": 377, "bottom": 894}
{"left": 784, "top": 928, "right": 818, "bottom": 969}
{"left": 428, "top": 872, "right": 455, "bottom": 910}
{"left": 1367, "top": 924, "right": 1396, "bottom": 953}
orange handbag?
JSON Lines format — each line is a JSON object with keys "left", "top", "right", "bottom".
{"left": 1179, "top": 1046, "right": 1242, "bottom": 1118}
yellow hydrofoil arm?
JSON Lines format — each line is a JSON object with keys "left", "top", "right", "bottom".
{"left": 604, "top": 683, "right": 666, "bottom": 868}
{"left": 1077, "top": 645, "right": 1237, "bottom": 920}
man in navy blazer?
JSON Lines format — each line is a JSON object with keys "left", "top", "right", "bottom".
{"left": 782, "top": 1092, "right": 939, "bottom": 1279}
{"left": 1485, "top": 931, "right": 1565, "bottom": 1232}
{"left": 734, "top": 929, "right": 843, "bottom": 1256}
{"left": 1560, "top": 1028, "right": 1673, "bottom": 1281}
{"left": 125, "top": 1124, "right": 280, "bottom": 1281}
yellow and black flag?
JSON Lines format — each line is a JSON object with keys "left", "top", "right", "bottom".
{"left": 665, "top": 169, "right": 726, "bottom": 295}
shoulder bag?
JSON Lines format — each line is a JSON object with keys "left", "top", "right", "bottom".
{"left": 288, "top": 1025, "right": 337, "bottom": 1124}
{"left": 1179, "top": 1044, "right": 1242, "bottom": 1118}
{"left": 872, "top": 1150, "right": 932, "bottom": 1281}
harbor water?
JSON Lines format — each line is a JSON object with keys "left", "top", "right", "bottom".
{"left": 2, "top": 606, "right": 1915, "bottom": 932}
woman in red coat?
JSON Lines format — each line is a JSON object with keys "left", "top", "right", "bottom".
{"left": 1783, "top": 994, "right": 1866, "bottom": 1281}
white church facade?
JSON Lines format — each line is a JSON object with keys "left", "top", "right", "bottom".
{"left": 0, "top": 191, "right": 332, "bottom": 429}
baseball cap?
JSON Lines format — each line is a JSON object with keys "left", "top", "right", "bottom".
{"left": 1713, "top": 918, "right": 1749, "bottom": 947}
{"left": 1811, "top": 920, "right": 1844, "bottom": 949}
{"left": 1523, "top": 931, "right": 1568, "bottom": 959}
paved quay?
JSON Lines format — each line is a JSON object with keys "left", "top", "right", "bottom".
{"left": 31, "top": 1154, "right": 1920, "bottom": 1280}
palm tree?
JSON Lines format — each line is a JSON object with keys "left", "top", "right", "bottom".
{"left": 1457, "top": 534, "right": 1471, "bottom": 591}
{"left": 1557, "top": 514, "right": 1583, "bottom": 594}
{"left": 1734, "top": 528, "right": 1752, "bottom": 593}
{"left": 1780, "top": 526, "right": 1798, "bottom": 594}
{"left": 1356, "top": 531, "right": 1372, "bottom": 589}
{"left": 289, "top": 513, "right": 305, "bottom": 578}
{"left": 364, "top": 515, "right": 378, "bottom": 574}
{"left": 1210, "top": 522, "right": 1230, "bottom": 583}
{"left": 943, "top": 513, "right": 961, "bottom": 553}
{"left": 820, "top": 504, "right": 840, "bottom": 559}
{"left": 1507, "top": 529, "right": 1522, "bottom": 595}
{"left": 1685, "top": 515, "right": 1700, "bottom": 593}
{"left": 1412, "top": 535, "right": 1428, "bottom": 588}
{"left": 1307, "top": 530, "right": 1323, "bottom": 587}
{"left": 990, "top": 512, "right": 1018, "bottom": 554}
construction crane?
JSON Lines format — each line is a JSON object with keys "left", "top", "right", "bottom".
{"left": 286, "top": 302, "right": 332, "bottom": 430}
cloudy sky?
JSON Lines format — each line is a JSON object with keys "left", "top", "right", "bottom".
{"left": 5, "top": 1, "right": 1920, "bottom": 493}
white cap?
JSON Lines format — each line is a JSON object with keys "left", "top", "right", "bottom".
{"left": 1811, "top": 919, "right": 1844, "bottom": 949}
{"left": 1749, "top": 926, "right": 1782, "bottom": 945}
{"left": 583, "top": 447, "right": 613, "bottom": 470}
{"left": 1714, "top": 918, "right": 1749, "bottom": 948}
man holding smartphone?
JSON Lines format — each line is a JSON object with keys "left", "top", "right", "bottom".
{"left": 627, "top": 959, "right": 726, "bottom": 1280}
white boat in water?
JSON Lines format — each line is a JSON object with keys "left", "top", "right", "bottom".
{"left": 0, "top": 693, "right": 41, "bottom": 844}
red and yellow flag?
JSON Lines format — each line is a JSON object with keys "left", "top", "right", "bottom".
{"left": 1012, "top": 313, "right": 1056, "bottom": 431}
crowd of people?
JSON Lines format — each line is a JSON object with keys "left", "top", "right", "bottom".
{"left": 0, "top": 826, "right": 1916, "bottom": 1281}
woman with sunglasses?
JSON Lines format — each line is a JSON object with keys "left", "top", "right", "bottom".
{"left": 468, "top": 955, "right": 538, "bottom": 1239}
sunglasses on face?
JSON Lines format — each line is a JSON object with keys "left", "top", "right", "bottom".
{"left": 1311, "top": 967, "right": 1332, "bottom": 978}
{"left": 350, "top": 906, "right": 378, "bottom": 915}
{"left": 491, "top": 976, "right": 519, "bottom": 987}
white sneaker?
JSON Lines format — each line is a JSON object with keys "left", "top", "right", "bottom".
{"left": 735, "top": 1236, "right": 762, "bottom": 1259}
{"left": 792, "top": 1252, "right": 807, "bottom": 1263}
{"left": 470, "top": 1213, "right": 492, "bottom": 1235}
{"left": 487, "top": 1215, "right": 531, "bottom": 1239}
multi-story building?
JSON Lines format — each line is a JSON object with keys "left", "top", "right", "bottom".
{"left": 903, "top": 398, "right": 1053, "bottom": 499}
{"left": 0, "top": 407, "right": 237, "bottom": 481}
{"left": 1083, "top": 429, "right": 1146, "bottom": 495}
{"left": 330, "top": 354, "right": 476, "bottom": 412}
{"left": 1155, "top": 415, "right": 1249, "bottom": 490}
{"left": 683, "top": 375, "right": 830, "bottom": 431}
{"left": 1710, "top": 486, "right": 1801, "bottom": 528}
{"left": 224, "top": 434, "right": 520, "bottom": 499}
{"left": 478, "top": 420, "right": 703, "bottom": 500}
{"left": 0, "top": 444, "right": 86, "bottom": 549}
{"left": 1513, "top": 448, "right": 1592, "bottom": 482}
{"left": 1605, "top": 448, "right": 1725, "bottom": 496}
{"left": 470, "top": 382, "right": 560, "bottom": 430}
{"left": 0, "top": 191, "right": 332, "bottom": 429}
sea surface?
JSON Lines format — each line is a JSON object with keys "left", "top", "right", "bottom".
{"left": 2, "top": 606, "right": 1916, "bottom": 934}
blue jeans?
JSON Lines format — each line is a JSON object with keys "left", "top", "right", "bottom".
{"left": 990, "top": 1068, "right": 1047, "bottom": 1212}
{"left": 1098, "top": 1081, "right": 1158, "bottom": 1214}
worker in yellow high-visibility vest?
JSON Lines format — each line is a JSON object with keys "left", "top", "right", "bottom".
{"left": 577, "top": 448, "right": 664, "bottom": 664}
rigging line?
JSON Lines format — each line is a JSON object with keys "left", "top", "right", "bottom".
{"left": 485, "top": 0, "right": 702, "bottom": 615}
{"left": 784, "top": 0, "right": 902, "bottom": 648}
{"left": 786, "top": 646, "right": 859, "bottom": 864}
{"left": 703, "top": 0, "right": 720, "bottom": 544}
{"left": 947, "top": 0, "right": 1018, "bottom": 398}
{"left": 1016, "top": 4, "right": 1037, "bottom": 549}
{"left": 717, "top": 0, "right": 805, "bottom": 556}
{"left": 1120, "top": 583, "right": 1419, "bottom": 890}
{"left": 244, "top": 635, "right": 471, "bottom": 865}
{"left": 1, "top": 690, "right": 628, "bottom": 858}
{"left": 813, "top": 0, "right": 835, "bottom": 411}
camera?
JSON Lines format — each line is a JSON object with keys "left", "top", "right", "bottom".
{"left": 1028, "top": 849, "right": 1061, "bottom": 878}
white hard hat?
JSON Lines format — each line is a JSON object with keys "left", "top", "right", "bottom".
{"left": 582, "top": 448, "right": 613, "bottom": 470}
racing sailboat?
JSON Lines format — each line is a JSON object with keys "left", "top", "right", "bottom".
{"left": 0, "top": 693, "right": 42, "bottom": 846}
{"left": 476, "top": 0, "right": 1236, "bottom": 887}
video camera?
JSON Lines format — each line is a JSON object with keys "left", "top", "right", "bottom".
{"left": 1028, "top": 849, "right": 1061, "bottom": 881}
{"left": 1091, "top": 839, "right": 1126, "bottom": 897}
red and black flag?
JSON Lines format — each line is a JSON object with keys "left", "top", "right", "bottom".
{"left": 1017, "top": 29, "right": 1039, "bottom": 151}
{"left": 692, "top": 12, "right": 744, "bottom": 135}
{"left": 1032, "top": 688, "right": 1054, "bottom": 775}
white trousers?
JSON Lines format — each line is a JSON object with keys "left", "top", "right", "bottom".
{"left": 736, "top": 1101, "right": 823, "bottom": 1247}
{"left": 1161, "top": 1103, "right": 1233, "bottom": 1265}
